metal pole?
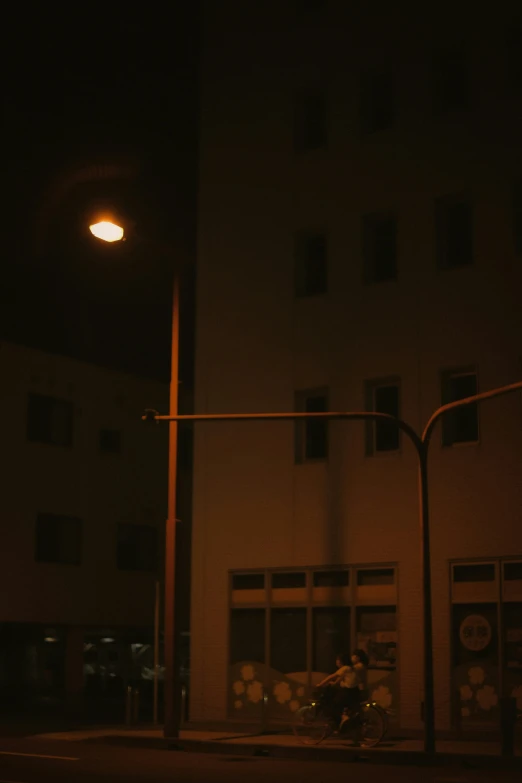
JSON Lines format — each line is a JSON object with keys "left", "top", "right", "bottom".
{"left": 418, "top": 444, "right": 435, "bottom": 755}
{"left": 164, "top": 274, "right": 180, "bottom": 738}
{"left": 153, "top": 579, "right": 160, "bottom": 725}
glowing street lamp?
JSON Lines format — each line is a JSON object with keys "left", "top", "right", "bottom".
{"left": 89, "top": 220, "right": 124, "bottom": 243}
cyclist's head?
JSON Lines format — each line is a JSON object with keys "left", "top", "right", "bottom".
{"left": 351, "top": 649, "right": 369, "bottom": 667}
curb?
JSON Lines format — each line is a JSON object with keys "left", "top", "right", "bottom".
{"left": 85, "top": 734, "right": 522, "bottom": 769}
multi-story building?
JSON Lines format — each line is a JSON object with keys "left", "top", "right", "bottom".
{"left": 190, "top": 1, "right": 522, "bottom": 734}
{"left": 0, "top": 340, "right": 169, "bottom": 716}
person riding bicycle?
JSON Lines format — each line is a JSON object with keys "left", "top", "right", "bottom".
{"left": 316, "top": 649, "right": 369, "bottom": 726}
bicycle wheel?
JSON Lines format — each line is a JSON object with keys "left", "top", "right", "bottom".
{"left": 292, "top": 705, "right": 329, "bottom": 745}
{"left": 358, "top": 703, "right": 386, "bottom": 747}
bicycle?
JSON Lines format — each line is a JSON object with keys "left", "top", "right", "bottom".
{"left": 292, "top": 689, "right": 387, "bottom": 746}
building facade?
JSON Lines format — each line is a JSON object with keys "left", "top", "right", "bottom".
{"left": 190, "top": 1, "right": 522, "bottom": 733}
{"left": 0, "top": 340, "right": 170, "bottom": 716}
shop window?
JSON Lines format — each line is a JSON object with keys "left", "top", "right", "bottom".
{"left": 272, "top": 572, "right": 306, "bottom": 589}
{"left": 313, "top": 570, "right": 349, "bottom": 587}
{"left": 313, "top": 607, "right": 350, "bottom": 673}
{"left": 504, "top": 602, "right": 522, "bottom": 670}
{"left": 453, "top": 563, "right": 495, "bottom": 582}
{"left": 230, "top": 609, "right": 265, "bottom": 664}
{"left": 356, "top": 606, "right": 397, "bottom": 667}
{"left": 232, "top": 573, "right": 265, "bottom": 590}
{"left": 357, "top": 568, "right": 395, "bottom": 586}
{"left": 270, "top": 608, "right": 307, "bottom": 674}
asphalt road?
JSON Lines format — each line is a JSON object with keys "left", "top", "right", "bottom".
{"left": 0, "top": 738, "right": 520, "bottom": 783}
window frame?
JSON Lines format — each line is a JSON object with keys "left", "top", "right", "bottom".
{"left": 440, "top": 366, "right": 480, "bottom": 447}
{"left": 35, "top": 512, "right": 82, "bottom": 565}
{"left": 27, "top": 393, "right": 74, "bottom": 447}
{"left": 364, "top": 377, "right": 401, "bottom": 456}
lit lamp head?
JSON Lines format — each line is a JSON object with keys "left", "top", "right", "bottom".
{"left": 89, "top": 220, "right": 124, "bottom": 243}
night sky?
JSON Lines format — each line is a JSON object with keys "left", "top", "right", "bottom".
{"left": 4, "top": 5, "right": 199, "bottom": 383}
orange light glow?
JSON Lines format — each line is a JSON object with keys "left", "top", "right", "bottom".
{"left": 89, "top": 221, "right": 124, "bottom": 242}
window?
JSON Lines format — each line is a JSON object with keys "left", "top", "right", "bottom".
{"left": 360, "top": 68, "right": 394, "bottom": 134}
{"left": 433, "top": 48, "right": 469, "bottom": 113}
{"left": 513, "top": 179, "right": 522, "bottom": 256}
{"left": 453, "top": 563, "right": 496, "bottom": 583}
{"left": 117, "top": 524, "right": 157, "bottom": 571}
{"left": 27, "top": 394, "right": 73, "bottom": 447}
{"left": 99, "top": 428, "right": 121, "bottom": 454}
{"left": 365, "top": 379, "right": 400, "bottom": 454}
{"left": 35, "top": 513, "right": 82, "bottom": 565}
{"left": 357, "top": 568, "right": 395, "bottom": 586}
{"left": 232, "top": 573, "right": 265, "bottom": 590}
{"left": 313, "top": 570, "right": 349, "bottom": 587}
{"left": 294, "top": 91, "right": 327, "bottom": 151}
{"left": 272, "top": 572, "right": 306, "bottom": 589}
{"left": 504, "top": 562, "right": 522, "bottom": 581}
{"left": 313, "top": 607, "right": 350, "bottom": 673}
{"left": 295, "top": 232, "right": 327, "bottom": 296}
{"left": 230, "top": 609, "right": 265, "bottom": 664}
{"left": 270, "top": 608, "right": 307, "bottom": 674}
{"left": 441, "top": 368, "right": 479, "bottom": 445}
{"left": 295, "top": 389, "right": 328, "bottom": 462}
{"left": 356, "top": 606, "right": 397, "bottom": 667}
{"left": 436, "top": 195, "right": 473, "bottom": 268}
{"left": 362, "top": 213, "right": 398, "bottom": 283}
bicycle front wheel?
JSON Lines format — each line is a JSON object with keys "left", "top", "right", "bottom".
{"left": 292, "top": 705, "right": 329, "bottom": 745}
{"left": 358, "top": 703, "right": 386, "bottom": 747}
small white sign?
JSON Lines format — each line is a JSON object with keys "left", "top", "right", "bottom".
{"left": 459, "top": 614, "right": 492, "bottom": 652}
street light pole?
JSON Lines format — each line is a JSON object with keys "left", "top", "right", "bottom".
{"left": 163, "top": 273, "right": 181, "bottom": 738}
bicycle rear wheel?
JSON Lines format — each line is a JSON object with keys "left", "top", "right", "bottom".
{"left": 292, "top": 705, "right": 329, "bottom": 745}
{"left": 358, "top": 703, "right": 386, "bottom": 747}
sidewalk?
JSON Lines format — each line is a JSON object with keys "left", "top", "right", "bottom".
{"left": 32, "top": 725, "right": 522, "bottom": 768}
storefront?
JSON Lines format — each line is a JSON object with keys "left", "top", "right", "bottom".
{"left": 228, "top": 564, "right": 398, "bottom": 723}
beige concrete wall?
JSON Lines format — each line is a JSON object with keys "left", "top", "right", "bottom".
{"left": 192, "top": 0, "right": 522, "bottom": 728}
{"left": 0, "top": 341, "right": 168, "bottom": 629}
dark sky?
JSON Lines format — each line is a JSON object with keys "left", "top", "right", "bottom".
{"left": 4, "top": 5, "right": 199, "bottom": 383}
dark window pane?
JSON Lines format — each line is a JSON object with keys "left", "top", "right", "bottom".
{"left": 295, "top": 390, "right": 328, "bottom": 462}
{"left": 35, "top": 513, "right": 82, "bottom": 565}
{"left": 374, "top": 385, "right": 400, "bottom": 451}
{"left": 117, "top": 524, "right": 157, "bottom": 571}
{"left": 294, "top": 93, "right": 327, "bottom": 151}
{"left": 453, "top": 564, "right": 496, "bottom": 582}
{"left": 313, "top": 570, "right": 350, "bottom": 587}
{"left": 230, "top": 609, "right": 265, "bottom": 664}
{"left": 360, "top": 69, "right": 394, "bottom": 134}
{"left": 27, "top": 394, "right": 73, "bottom": 447}
{"left": 504, "top": 602, "right": 522, "bottom": 669}
{"left": 357, "top": 568, "right": 395, "bottom": 586}
{"left": 441, "top": 371, "right": 478, "bottom": 445}
{"left": 313, "top": 607, "right": 350, "bottom": 672}
{"left": 270, "top": 608, "right": 307, "bottom": 673}
{"left": 272, "top": 572, "right": 306, "bottom": 589}
{"left": 99, "top": 429, "right": 121, "bottom": 454}
{"left": 504, "top": 562, "right": 522, "bottom": 581}
{"left": 356, "top": 606, "right": 397, "bottom": 667}
{"left": 362, "top": 214, "right": 397, "bottom": 283}
{"left": 434, "top": 49, "right": 469, "bottom": 112}
{"left": 295, "top": 233, "right": 327, "bottom": 296}
{"left": 436, "top": 198, "right": 473, "bottom": 268}
{"left": 232, "top": 573, "right": 265, "bottom": 590}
